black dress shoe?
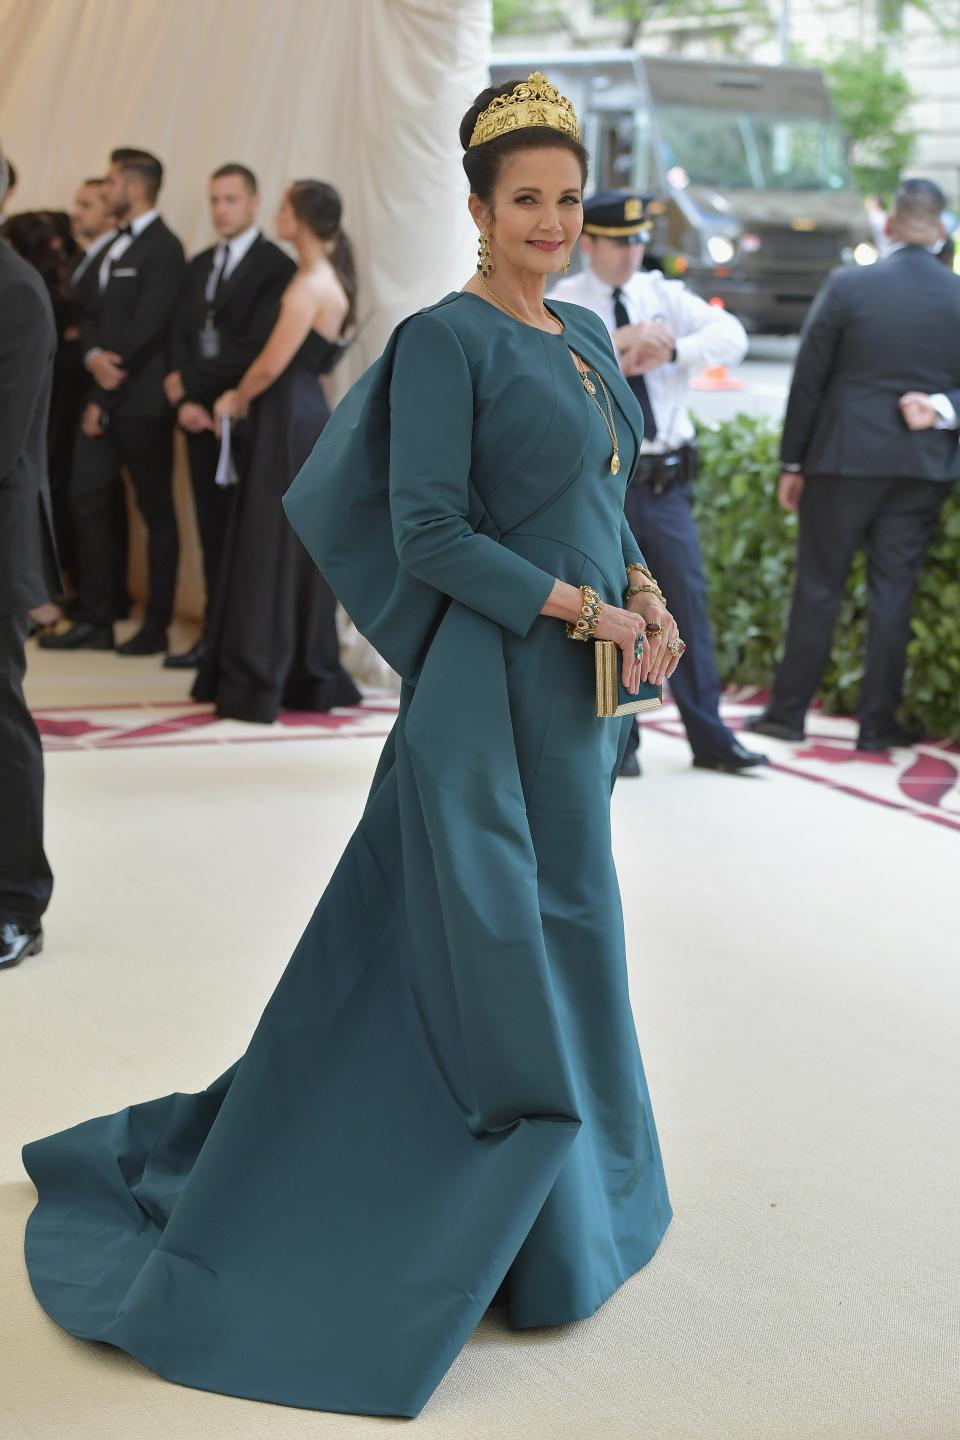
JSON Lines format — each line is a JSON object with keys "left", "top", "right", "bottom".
{"left": 856, "top": 724, "right": 924, "bottom": 753}
{"left": 694, "top": 741, "right": 769, "bottom": 774}
{"left": 163, "top": 638, "right": 206, "bottom": 670}
{"left": 743, "top": 712, "right": 805, "bottom": 742}
{"left": 116, "top": 626, "right": 168, "bottom": 657}
{"left": 0, "top": 921, "right": 43, "bottom": 970}
{"left": 618, "top": 749, "right": 641, "bottom": 778}
{"left": 38, "top": 621, "right": 113, "bottom": 651}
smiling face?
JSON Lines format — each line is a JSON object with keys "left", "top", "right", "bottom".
{"left": 470, "top": 146, "right": 584, "bottom": 278}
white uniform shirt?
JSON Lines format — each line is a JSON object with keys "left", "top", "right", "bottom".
{"left": 551, "top": 264, "right": 748, "bottom": 454}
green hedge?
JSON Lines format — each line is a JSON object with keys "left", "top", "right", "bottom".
{"left": 692, "top": 414, "right": 960, "bottom": 741}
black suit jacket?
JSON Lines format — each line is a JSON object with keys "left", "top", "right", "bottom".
{"left": 780, "top": 246, "right": 960, "bottom": 481}
{"left": 0, "top": 246, "right": 60, "bottom": 611}
{"left": 66, "top": 231, "right": 115, "bottom": 321}
{"left": 79, "top": 215, "right": 185, "bottom": 418}
{"left": 168, "top": 235, "right": 296, "bottom": 408}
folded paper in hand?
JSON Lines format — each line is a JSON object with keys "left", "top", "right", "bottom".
{"left": 215, "top": 416, "right": 239, "bottom": 488}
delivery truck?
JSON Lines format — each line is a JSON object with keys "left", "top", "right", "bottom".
{"left": 490, "top": 52, "right": 877, "bottom": 333}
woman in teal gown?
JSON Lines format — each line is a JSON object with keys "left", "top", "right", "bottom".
{"left": 22, "top": 75, "right": 683, "bottom": 1419}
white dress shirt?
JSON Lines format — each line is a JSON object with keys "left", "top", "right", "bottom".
{"left": 205, "top": 224, "right": 261, "bottom": 303}
{"left": 70, "top": 228, "right": 117, "bottom": 287}
{"left": 551, "top": 264, "right": 748, "bottom": 454}
{"left": 97, "top": 207, "right": 159, "bottom": 291}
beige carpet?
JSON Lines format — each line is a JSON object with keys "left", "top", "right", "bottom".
{"left": 2, "top": 640, "right": 958, "bottom": 1440}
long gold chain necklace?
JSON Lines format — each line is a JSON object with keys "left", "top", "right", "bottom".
{"left": 473, "top": 276, "right": 619, "bottom": 474}
{"left": 573, "top": 355, "right": 620, "bottom": 475}
{"left": 475, "top": 273, "right": 565, "bottom": 334}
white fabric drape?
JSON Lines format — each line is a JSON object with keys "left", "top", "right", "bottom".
{"left": 0, "top": 0, "right": 491, "bottom": 619}
{"left": 1, "top": 0, "right": 491, "bottom": 364}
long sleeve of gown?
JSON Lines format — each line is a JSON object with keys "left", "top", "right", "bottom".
{"left": 389, "top": 312, "right": 557, "bottom": 638}
{"left": 620, "top": 511, "right": 647, "bottom": 571}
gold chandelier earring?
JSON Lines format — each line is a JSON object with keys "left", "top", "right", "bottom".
{"left": 477, "top": 229, "right": 494, "bottom": 278}
{"left": 560, "top": 251, "right": 571, "bottom": 275}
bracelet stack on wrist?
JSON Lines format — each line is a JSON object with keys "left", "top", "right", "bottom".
{"left": 624, "top": 564, "right": 667, "bottom": 608}
{"left": 566, "top": 584, "right": 604, "bottom": 641}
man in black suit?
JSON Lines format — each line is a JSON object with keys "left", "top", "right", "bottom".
{"left": 41, "top": 148, "right": 185, "bottom": 656}
{"left": 0, "top": 149, "right": 60, "bottom": 969}
{"left": 747, "top": 179, "right": 960, "bottom": 752}
{"left": 47, "top": 177, "right": 120, "bottom": 592}
{"left": 163, "top": 163, "right": 295, "bottom": 668}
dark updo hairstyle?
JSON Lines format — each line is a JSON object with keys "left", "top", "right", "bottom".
{"left": 459, "top": 79, "right": 589, "bottom": 206}
{"left": 288, "top": 179, "right": 357, "bottom": 333}
{"left": 40, "top": 209, "right": 81, "bottom": 265}
{"left": 2, "top": 211, "right": 64, "bottom": 298}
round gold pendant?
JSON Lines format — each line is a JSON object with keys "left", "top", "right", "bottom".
{"left": 610, "top": 454, "right": 620, "bottom": 475}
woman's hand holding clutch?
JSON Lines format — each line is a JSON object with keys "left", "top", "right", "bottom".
{"left": 625, "top": 592, "right": 683, "bottom": 686}
{"left": 592, "top": 604, "right": 649, "bottom": 695}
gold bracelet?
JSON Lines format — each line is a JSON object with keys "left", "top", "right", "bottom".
{"left": 624, "top": 581, "right": 667, "bottom": 606}
{"left": 565, "top": 584, "right": 604, "bottom": 642}
{"left": 625, "top": 562, "right": 656, "bottom": 580}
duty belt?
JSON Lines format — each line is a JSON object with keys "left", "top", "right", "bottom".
{"left": 631, "top": 443, "right": 698, "bottom": 495}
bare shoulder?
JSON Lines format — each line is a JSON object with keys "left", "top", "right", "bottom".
{"left": 300, "top": 262, "right": 347, "bottom": 306}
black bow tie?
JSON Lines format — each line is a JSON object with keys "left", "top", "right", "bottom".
{"left": 115, "top": 222, "right": 133, "bottom": 237}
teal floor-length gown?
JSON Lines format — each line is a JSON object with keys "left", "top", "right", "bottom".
{"left": 22, "top": 292, "right": 673, "bottom": 1419}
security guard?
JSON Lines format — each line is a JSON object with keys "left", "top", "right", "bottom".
{"left": 552, "top": 191, "right": 767, "bottom": 777}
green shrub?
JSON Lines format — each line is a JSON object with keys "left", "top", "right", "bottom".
{"left": 693, "top": 414, "right": 960, "bottom": 741}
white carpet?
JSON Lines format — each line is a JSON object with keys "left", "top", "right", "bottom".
{"left": 2, "top": 640, "right": 958, "bottom": 1439}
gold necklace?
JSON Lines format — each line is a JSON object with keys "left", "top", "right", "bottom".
{"left": 573, "top": 356, "right": 620, "bottom": 475}
{"left": 475, "top": 274, "right": 565, "bottom": 334}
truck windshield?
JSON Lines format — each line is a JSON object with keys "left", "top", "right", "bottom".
{"left": 656, "top": 104, "right": 851, "bottom": 192}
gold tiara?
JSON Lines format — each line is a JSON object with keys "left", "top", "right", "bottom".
{"left": 469, "top": 71, "right": 581, "bottom": 149}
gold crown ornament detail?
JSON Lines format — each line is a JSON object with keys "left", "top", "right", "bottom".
{"left": 469, "top": 71, "right": 581, "bottom": 148}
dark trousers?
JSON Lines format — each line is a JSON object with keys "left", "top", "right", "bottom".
{"left": 71, "top": 415, "right": 178, "bottom": 630}
{"left": 623, "top": 477, "right": 734, "bottom": 759}
{"left": 185, "top": 430, "right": 235, "bottom": 623}
{"left": 0, "top": 612, "right": 52, "bottom": 927}
{"left": 53, "top": 422, "right": 131, "bottom": 616}
{"left": 767, "top": 474, "right": 949, "bottom": 735}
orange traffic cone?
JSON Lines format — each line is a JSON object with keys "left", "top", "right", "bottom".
{"left": 689, "top": 296, "right": 744, "bottom": 390}
{"left": 690, "top": 364, "right": 743, "bottom": 391}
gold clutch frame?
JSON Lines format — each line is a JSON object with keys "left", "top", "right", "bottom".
{"left": 594, "top": 639, "right": 663, "bottom": 718}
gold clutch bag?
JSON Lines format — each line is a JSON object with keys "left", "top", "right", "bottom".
{"left": 595, "top": 639, "right": 663, "bottom": 718}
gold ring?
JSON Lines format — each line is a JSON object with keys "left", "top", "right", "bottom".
{"left": 645, "top": 622, "right": 663, "bottom": 635}
{"left": 668, "top": 637, "right": 685, "bottom": 656}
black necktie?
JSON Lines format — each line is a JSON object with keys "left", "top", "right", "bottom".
{"left": 612, "top": 286, "right": 657, "bottom": 441}
{"left": 208, "top": 244, "right": 228, "bottom": 305}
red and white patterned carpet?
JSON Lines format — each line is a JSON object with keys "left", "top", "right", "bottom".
{"left": 33, "top": 686, "right": 960, "bottom": 834}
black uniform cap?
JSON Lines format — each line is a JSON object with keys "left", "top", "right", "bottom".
{"left": 582, "top": 189, "right": 652, "bottom": 245}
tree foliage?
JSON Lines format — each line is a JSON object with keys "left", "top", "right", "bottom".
{"left": 817, "top": 45, "right": 916, "bottom": 199}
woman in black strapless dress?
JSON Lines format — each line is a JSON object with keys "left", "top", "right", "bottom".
{"left": 193, "top": 181, "right": 362, "bottom": 723}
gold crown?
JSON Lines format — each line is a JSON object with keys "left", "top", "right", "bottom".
{"left": 469, "top": 71, "right": 581, "bottom": 149}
